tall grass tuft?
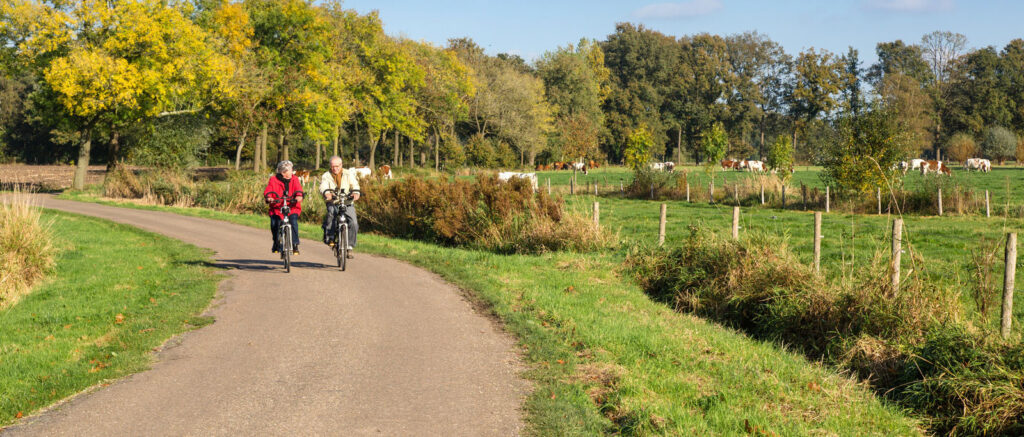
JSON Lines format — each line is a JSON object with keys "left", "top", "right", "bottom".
{"left": 0, "top": 190, "right": 56, "bottom": 308}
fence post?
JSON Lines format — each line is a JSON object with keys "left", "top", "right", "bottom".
{"left": 658, "top": 203, "right": 667, "bottom": 246}
{"left": 814, "top": 211, "right": 822, "bottom": 273}
{"left": 709, "top": 181, "right": 714, "bottom": 203}
{"left": 825, "top": 186, "right": 830, "bottom": 213}
{"left": 732, "top": 206, "right": 740, "bottom": 240}
{"left": 686, "top": 183, "right": 690, "bottom": 202}
{"left": 734, "top": 182, "right": 739, "bottom": 205}
{"left": 1002, "top": 232, "right": 1017, "bottom": 339}
{"left": 760, "top": 184, "right": 765, "bottom": 205}
{"left": 891, "top": 218, "right": 903, "bottom": 293}
{"left": 620, "top": 180, "right": 623, "bottom": 194}
{"left": 570, "top": 177, "right": 575, "bottom": 195}
{"left": 781, "top": 185, "right": 787, "bottom": 208}
{"left": 957, "top": 188, "right": 962, "bottom": 215}
{"left": 986, "top": 190, "right": 991, "bottom": 217}
{"left": 594, "top": 181, "right": 598, "bottom": 196}
{"left": 877, "top": 188, "right": 882, "bottom": 215}
{"left": 937, "top": 188, "right": 943, "bottom": 216}
{"left": 650, "top": 183, "right": 654, "bottom": 200}
{"left": 801, "top": 183, "right": 807, "bottom": 210}
{"left": 547, "top": 178, "right": 551, "bottom": 195}
{"left": 593, "top": 202, "right": 600, "bottom": 227}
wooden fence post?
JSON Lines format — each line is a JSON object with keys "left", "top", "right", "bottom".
{"left": 891, "top": 218, "right": 903, "bottom": 293}
{"left": 814, "top": 211, "right": 822, "bottom": 273}
{"left": 760, "top": 184, "right": 765, "bottom": 205}
{"left": 734, "top": 182, "right": 739, "bottom": 205}
{"left": 937, "top": 188, "right": 943, "bottom": 216}
{"left": 658, "top": 203, "right": 667, "bottom": 246}
{"left": 781, "top": 185, "right": 787, "bottom": 208}
{"left": 593, "top": 201, "right": 600, "bottom": 227}
{"left": 547, "top": 178, "right": 551, "bottom": 195}
{"left": 986, "top": 190, "right": 991, "bottom": 217}
{"left": 650, "top": 183, "right": 654, "bottom": 200}
{"left": 686, "top": 183, "right": 690, "bottom": 202}
{"left": 570, "top": 177, "right": 575, "bottom": 195}
{"left": 594, "top": 181, "right": 598, "bottom": 196}
{"left": 709, "top": 181, "right": 714, "bottom": 203}
{"left": 877, "top": 188, "right": 882, "bottom": 215}
{"left": 732, "top": 206, "right": 740, "bottom": 240}
{"left": 620, "top": 180, "right": 623, "bottom": 194}
{"left": 1002, "top": 232, "right": 1017, "bottom": 339}
{"left": 825, "top": 186, "right": 830, "bottom": 213}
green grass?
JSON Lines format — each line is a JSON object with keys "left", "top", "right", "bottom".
{"left": 0, "top": 210, "right": 220, "bottom": 426}
{"left": 57, "top": 189, "right": 923, "bottom": 435}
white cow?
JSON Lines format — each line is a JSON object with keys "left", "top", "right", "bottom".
{"left": 964, "top": 158, "right": 991, "bottom": 172}
{"left": 909, "top": 159, "right": 926, "bottom": 172}
{"left": 743, "top": 160, "right": 765, "bottom": 172}
{"left": 650, "top": 162, "right": 665, "bottom": 171}
{"left": 664, "top": 161, "right": 676, "bottom": 172}
{"left": 498, "top": 171, "right": 539, "bottom": 192}
{"left": 894, "top": 161, "right": 909, "bottom": 173}
{"left": 572, "top": 161, "right": 589, "bottom": 174}
{"left": 350, "top": 166, "right": 372, "bottom": 178}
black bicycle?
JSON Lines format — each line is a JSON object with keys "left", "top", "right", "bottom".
{"left": 272, "top": 195, "right": 297, "bottom": 273}
{"left": 328, "top": 190, "right": 354, "bottom": 271}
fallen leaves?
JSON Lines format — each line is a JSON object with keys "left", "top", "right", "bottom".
{"left": 114, "top": 314, "right": 125, "bottom": 324}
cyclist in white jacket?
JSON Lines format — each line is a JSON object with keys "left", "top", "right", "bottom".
{"left": 319, "top": 156, "right": 361, "bottom": 254}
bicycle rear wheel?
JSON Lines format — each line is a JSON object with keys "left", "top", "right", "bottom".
{"left": 339, "top": 223, "right": 348, "bottom": 271}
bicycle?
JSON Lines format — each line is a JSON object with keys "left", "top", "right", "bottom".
{"left": 327, "top": 190, "right": 354, "bottom": 271}
{"left": 271, "top": 195, "right": 297, "bottom": 273}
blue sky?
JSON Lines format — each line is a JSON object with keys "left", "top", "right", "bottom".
{"left": 339, "top": 0, "right": 1024, "bottom": 66}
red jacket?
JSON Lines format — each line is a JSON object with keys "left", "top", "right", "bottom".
{"left": 263, "top": 174, "right": 304, "bottom": 218}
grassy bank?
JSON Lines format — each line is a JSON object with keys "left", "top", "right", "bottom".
{"left": 57, "top": 189, "right": 922, "bottom": 435}
{"left": 0, "top": 210, "right": 220, "bottom": 427}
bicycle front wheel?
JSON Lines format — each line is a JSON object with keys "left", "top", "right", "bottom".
{"left": 282, "top": 225, "right": 291, "bottom": 273}
{"left": 339, "top": 223, "right": 348, "bottom": 271}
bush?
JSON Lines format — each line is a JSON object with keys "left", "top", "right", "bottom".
{"left": 358, "top": 174, "right": 612, "bottom": 254}
{"left": 0, "top": 191, "right": 55, "bottom": 308}
{"left": 947, "top": 132, "right": 978, "bottom": 163}
{"left": 982, "top": 126, "right": 1017, "bottom": 164}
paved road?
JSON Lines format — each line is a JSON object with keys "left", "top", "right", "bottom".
{"left": 4, "top": 197, "right": 526, "bottom": 436}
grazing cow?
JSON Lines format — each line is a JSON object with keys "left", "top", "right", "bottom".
{"left": 909, "top": 158, "right": 926, "bottom": 172}
{"left": 664, "top": 161, "right": 675, "bottom": 172}
{"left": 552, "top": 161, "right": 564, "bottom": 170}
{"left": 294, "top": 170, "right": 311, "bottom": 184}
{"left": 497, "top": 171, "right": 539, "bottom": 191}
{"left": 964, "top": 158, "right": 991, "bottom": 172}
{"left": 572, "top": 161, "right": 589, "bottom": 175}
{"left": 742, "top": 160, "right": 764, "bottom": 172}
{"left": 378, "top": 164, "right": 393, "bottom": 180}
{"left": 588, "top": 160, "right": 601, "bottom": 169}
{"left": 721, "top": 159, "right": 739, "bottom": 170}
{"left": 350, "top": 166, "right": 372, "bottom": 178}
{"left": 894, "top": 161, "right": 909, "bottom": 173}
{"left": 650, "top": 162, "right": 665, "bottom": 171}
{"left": 921, "top": 160, "right": 951, "bottom": 176}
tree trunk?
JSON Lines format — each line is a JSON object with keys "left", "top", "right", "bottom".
{"left": 333, "top": 125, "right": 340, "bottom": 158}
{"left": 434, "top": 129, "right": 440, "bottom": 171}
{"left": 279, "top": 132, "right": 288, "bottom": 162}
{"left": 759, "top": 115, "right": 766, "bottom": 160}
{"left": 677, "top": 126, "right": 683, "bottom": 164}
{"left": 393, "top": 130, "right": 399, "bottom": 166}
{"left": 72, "top": 128, "right": 92, "bottom": 190}
{"left": 315, "top": 140, "right": 321, "bottom": 170}
{"left": 409, "top": 134, "right": 415, "bottom": 168}
{"left": 234, "top": 125, "right": 249, "bottom": 170}
{"left": 369, "top": 132, "right": 381, "bottom": 169}
{"left": 106, "top": 130, "right": 121, "bottom": 172}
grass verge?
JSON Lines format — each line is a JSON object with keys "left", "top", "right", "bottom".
{"left": 0, "top": 209, "right": 220, "bottom": 427}
{"left": 58, "top": 189, "right": 922, "bottom": 435}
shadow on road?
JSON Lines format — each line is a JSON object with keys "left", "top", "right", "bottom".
{"left": 195, "top": 258, "right": 332, "bottom": 271}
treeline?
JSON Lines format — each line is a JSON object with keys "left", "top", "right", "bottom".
{"left": 2, "top": 2, "right": 1023, "bottom": 188}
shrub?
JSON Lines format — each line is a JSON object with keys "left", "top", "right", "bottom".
{"left": 623, "top": 228, "right": 1024, "bottom": 435}
{"left": 947, "top": 132, "right": 978, "bottom": 163}
{"left": 982, "top": 126, "right": 1017, "bottom": 164}
{"left": 0, "top": 191, "right": 55, "bottom": 308}
{"left": 765, "top": 134, "right": 793, "bottom": 181}
{"left": 358, "top": 174, "right": 612, "bottom": 254}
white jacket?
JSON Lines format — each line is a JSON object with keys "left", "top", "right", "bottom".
{"left": 319, "top": 169, "right": 361, "bottom": 197}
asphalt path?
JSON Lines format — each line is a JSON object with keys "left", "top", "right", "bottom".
{"left": 4, "top": 197, "right": 526, "bottom": 436}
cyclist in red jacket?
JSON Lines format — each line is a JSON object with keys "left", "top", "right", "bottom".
{"left": 263, "top": 160, "right": 304, "bottom": 255}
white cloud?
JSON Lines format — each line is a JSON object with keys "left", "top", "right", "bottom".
{"left": 633, "top": 0, "right": 724, "bottom": 19}
{"left": 864, "top": 0, "right": 954, "bottom": 12}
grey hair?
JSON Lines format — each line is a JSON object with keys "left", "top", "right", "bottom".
{"left": 276, "top": 160, "right": 293, "bottom": 174}
{"left": 328, "top": 155, "right": 343, "bottom": 165}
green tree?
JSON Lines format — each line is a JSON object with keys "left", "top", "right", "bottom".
{"left": 876, "top": 73, "right": 935, "bottom": 157}
{"left": 766, "top": 134, "right": 793, "bottom": 182}
{"left": 787, "top": 48, "right": 843, "bottom": 154}
{"left": 946, "top": 132, "right": 978, "bottom": 162}
{"left": 943, "top": 47, "right": 1012, "bottom": 138}
{"left": 982, "top": 126, "right": 1017, "bottom": 164}
{"left": 867, "top": 40, "right": 933, "bottom": 85}
{"left": 821, "top": 105, "right": 911, "bottom": 194}
{"left": 920, "top": 30, "right": 967, "bottom": 84}
{"left": 537, "top": 39, "right": 608, "bottom": 163}
{"left": 666, "top": 33, "right": 732, "bottom": 163}
{"left": 623, "top": 124, "right": 653, "bottom": 172}
{"left": 700, "top": 122, "right": 728, "bottom": 175}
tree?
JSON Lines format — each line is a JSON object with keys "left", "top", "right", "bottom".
{"left": 839, "top": 47, "right": 864, "bottom": 115}
{"left": 982, "top": 126, "right": 1017, "bottom": 164}
{"left": 821, "top": 105, "right": 912, "bottom": 194}
{"left": 920, "top": 31, "right": 967, "bottom": 84}
{"left": 876, "top": 73, "right": 935, "bottom": 157}
{"left": 666, "top": 33, "right": 732, "bottom": 164}
{"left": 946, "top": 132, "right": 977, "bottom": 162}
{"left": 766, "top": 134, "right": 793, "bottom": 182}
{"left": 700, "top": 122, "right": 728, "bottom": 175}
{"left": 6, "top": 0, "right": 236, "bottom": 188}
{"left": 537, "top": 39, "right": 608, "bottom": 164}
{"left": 787, "top": 48, "right": 843, "bottom": 153}
{"left": 403, "top": 40, "right": 474, "bottom": 170}
{"left": 943, "top": 47, "right": 1012, "bottom": 138}
{"left": 623, "top": 124, "right": 653, "bottom": 171}
{"left": 867, "top": 40, "right": 933, "bottom": 85}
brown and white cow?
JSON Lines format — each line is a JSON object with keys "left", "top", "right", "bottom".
{"left": 964, "top": 158, "right": 991, "bottom": 172}
{"left": 378, "top": 164, "right": 393, "bottom": 180}
{"left": 350, "top": 166, "right": 372, "bottom": 179}
{"left": 294, "top": 170, "right": 311, "bottom": 184}
{"left": 921, "top": 160, "right": 951, "bottom": 176}
{"left": 721, "top": 159, "right": 738, "bottom": 170}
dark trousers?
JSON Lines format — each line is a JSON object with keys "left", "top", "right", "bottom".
{"left": 322, "top": 204, "right": 358, "bottom": 247}
{"left": 270, "top": 213, "right": 300, "bottom": 249}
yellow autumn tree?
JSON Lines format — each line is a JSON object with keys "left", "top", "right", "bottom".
{"left": 4, "top": 0, "right": 236, "bottom": 188}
